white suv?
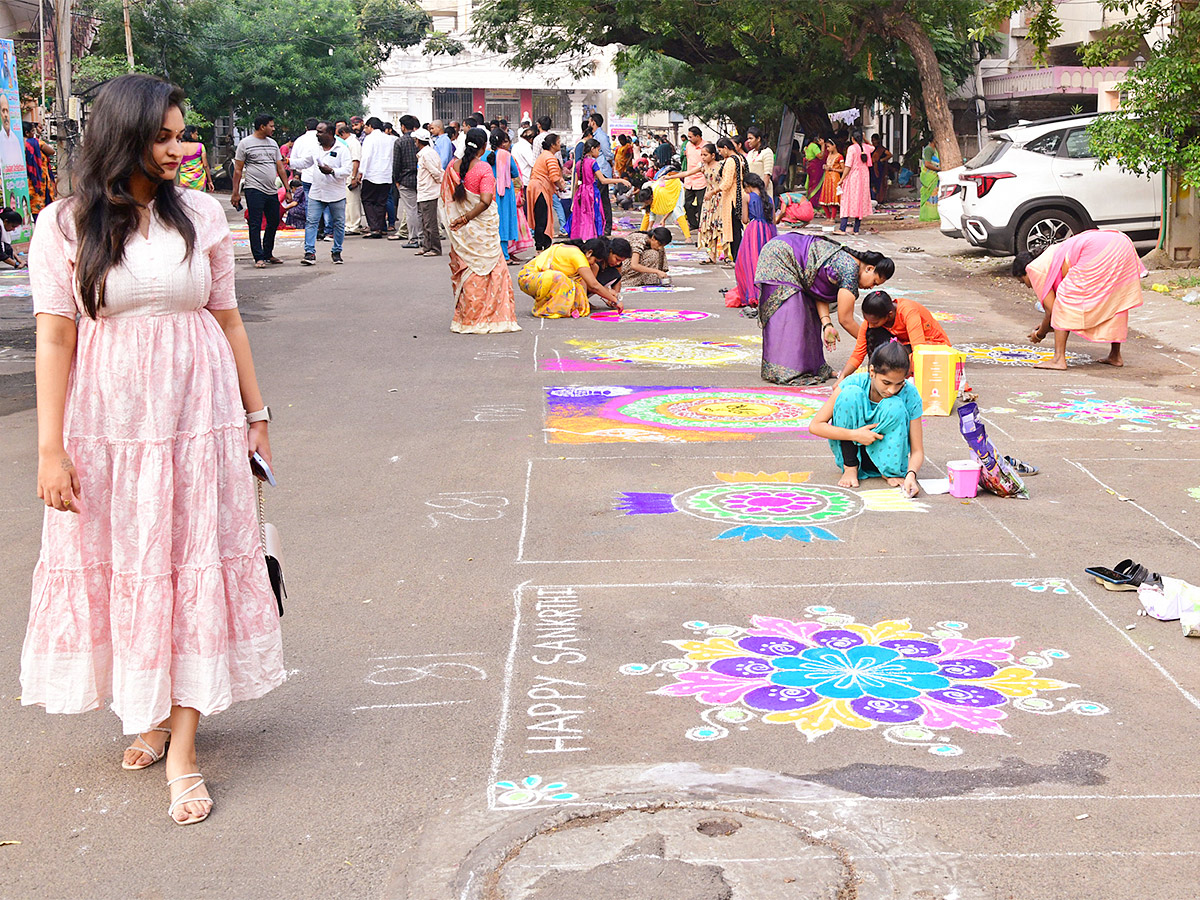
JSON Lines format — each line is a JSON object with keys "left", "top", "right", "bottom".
{"left": 958, "top": 113, "right": 1159, "bottom": 256}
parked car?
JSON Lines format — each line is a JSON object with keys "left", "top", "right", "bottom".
{"left": 937, "top": 165, "right": 965, "bottom": 238}
{"left": 956, "top": 113, "right": 1159, "bottom": 256}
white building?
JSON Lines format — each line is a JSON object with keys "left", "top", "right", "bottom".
{"left": 365, "top": 0, "right": 618, "bottom": 139}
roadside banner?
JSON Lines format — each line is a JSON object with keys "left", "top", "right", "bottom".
{"left": 0, "top": 39, "right": 32, "bottom": 241}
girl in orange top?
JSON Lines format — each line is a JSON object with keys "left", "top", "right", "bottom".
{"left": 838, "top": 291, "right": 951, "bottom": 380}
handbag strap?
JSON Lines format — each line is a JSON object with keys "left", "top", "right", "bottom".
{"left": 256, "top": 478, "right": 267, "bottom": 550}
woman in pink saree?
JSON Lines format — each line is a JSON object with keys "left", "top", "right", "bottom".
{"left": 1014, "top": 230, "right": 1146, "bottom": 369}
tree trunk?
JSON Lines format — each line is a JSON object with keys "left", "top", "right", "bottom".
{"left": 790, "top": 100, "right": 832, "bottom": 142}
{"left": 888, "top": 10, "right": 963, "bottom": 169}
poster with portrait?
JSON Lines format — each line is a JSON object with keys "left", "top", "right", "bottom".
{"left": 0, "top": 39, "right": 32, "bottom": 242}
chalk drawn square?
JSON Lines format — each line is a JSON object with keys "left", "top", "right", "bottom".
{"left": 516, "top": 456, "right": 1031, "bottom": 564}
{"left": 543, "top": 385, "right": 828, "bottom": 444}
{"left": 488, "top": 578, "right": 1197, "bottom": 814}
{"left": 538, "top": 336, "right": 761, "bottom": 373}
{"left": 1061, "top": 456, "right": 1200, "bottom": 564}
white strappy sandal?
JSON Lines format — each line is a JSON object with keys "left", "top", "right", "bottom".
{"left": 167, "top": 773, "right": 213, "bottom": 826}
{"left": 122, "top": 727, "right": 171, "bottom": 771}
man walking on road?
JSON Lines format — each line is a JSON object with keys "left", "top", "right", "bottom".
{"left": 292, "top": 121, "right": 352, "bottom": 266}
{"left": 230, "top": 113, "right": 292, "bottom": 268}
{"left": 358, "top": 117, "right": 394, "bottom": 238}
{"left": 391, "top": 115, "right": 421, "bottom": 248}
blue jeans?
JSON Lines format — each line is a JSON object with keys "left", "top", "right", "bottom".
{"left": 305, "top": 197, "right": 345, "bottom": 254}
{"left": 552, "top": 195, "right": 568, "bottom": 235}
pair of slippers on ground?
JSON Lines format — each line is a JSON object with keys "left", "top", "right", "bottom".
{"left": 1087, "top": 558, "right": 1163, "bottom": 592}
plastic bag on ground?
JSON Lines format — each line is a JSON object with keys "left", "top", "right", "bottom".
{"left": 955, "top": 401, "right": 1030, "bottom": 499}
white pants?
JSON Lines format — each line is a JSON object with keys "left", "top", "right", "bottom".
{"left": 345, "top": 184, "right": 367, "bottom": 233}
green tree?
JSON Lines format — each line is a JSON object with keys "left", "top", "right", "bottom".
{"left": 614, "top": 50, "right": 783, "bottom": 137}
{"left": 470, "top": 0, "right": 985, "bottom": 167}
{"left": 82, "top": 0, "right": 435, "bottom": 132}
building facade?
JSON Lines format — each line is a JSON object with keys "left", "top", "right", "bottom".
{"left": 365, "top": 0, "right": 617, "bottom": 136}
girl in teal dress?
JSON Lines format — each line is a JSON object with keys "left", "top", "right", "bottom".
{"left": 808, "top": 341, "right": 925, "bottom": 497}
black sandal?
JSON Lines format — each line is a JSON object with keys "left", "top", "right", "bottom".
{"left": 1003, "top": 455, "right": 1040, "bottom": 476}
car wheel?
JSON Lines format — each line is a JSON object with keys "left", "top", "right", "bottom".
{"left": 1017, "top": 208, "right": 1083, "bottom": 256}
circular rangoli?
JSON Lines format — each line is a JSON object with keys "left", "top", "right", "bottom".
{"left": 599, "top": 389, "right": 825, "bottom": 432}
{"left": 959, "top": 343, "right": 1092, "bottom": 366}
{"left": 675, "top": 483, "right": 862, "bottom": 525}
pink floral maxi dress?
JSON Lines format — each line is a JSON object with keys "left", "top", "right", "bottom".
{"left": 21, "top": 190, "right": 286, "bottom": 735}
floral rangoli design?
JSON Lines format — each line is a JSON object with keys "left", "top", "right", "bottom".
{"left": 959, "top": 343, "right": 1092, "bottom": 367}
{"left": 616, "top": 470, "right": 927, "bottom": 542}
{"left": 622, "top": 606, "right": 1107, "bottom": 755}
{"left": 987, "top": 391, "right": 1200, "bottom": 432}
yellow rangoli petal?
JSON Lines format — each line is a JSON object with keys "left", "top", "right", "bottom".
{"left": 765, "top": 699, "right": 874, "bottom": 740}
{"left": 668, "top": 638, "right": 744, "bottom": 661}
{"left": 977, "top": 666, "right": 1077, "bottom": 697}
{"left": 714, "top": 471, "right": 812, "bottom": 483}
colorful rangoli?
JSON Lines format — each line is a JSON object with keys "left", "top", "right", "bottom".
{"left": 622, "top": 606, "right": 1107, "bottom": 755}
{"left": 590, "top": 308, "right": 713, "bottom": 323}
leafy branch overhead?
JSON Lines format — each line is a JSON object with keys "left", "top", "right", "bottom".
{"left": 472, "top": 0, "right": 989, "bottom": 168}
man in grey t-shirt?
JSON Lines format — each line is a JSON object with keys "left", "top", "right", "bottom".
{"left": 231, "top": 114, "right": 291, "bottom": 267}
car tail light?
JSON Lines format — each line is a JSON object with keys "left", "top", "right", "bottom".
{"left": 962, "top": 172, "right": 1015, "bottom": 198}
{"left": 937, "top": 184, "right": 961, "bottom": 201}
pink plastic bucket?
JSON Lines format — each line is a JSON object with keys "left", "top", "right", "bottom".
{"left": 947, "top": 459, "right": 982, "bottom": 499}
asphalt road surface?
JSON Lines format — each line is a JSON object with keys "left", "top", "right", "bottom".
{"left": 2, "top": 210, "right": 1199, "bottom": 900}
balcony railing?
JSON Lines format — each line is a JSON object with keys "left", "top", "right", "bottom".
{"left": 982, "top": 66, "right": 1129, "bottom": 100}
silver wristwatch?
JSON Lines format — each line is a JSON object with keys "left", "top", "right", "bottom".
{"left": 246, "top": 406, "right": 272, "bottom": 424}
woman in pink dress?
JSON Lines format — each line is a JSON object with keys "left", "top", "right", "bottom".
{"left": 23, "top": 75, "right": 284, "bottom": 826}
{"left": 1014, "top": 229, "right": 1146, "bottom": 369}
{"left": 836, "top": 130, "right": 873, "bottom": 235}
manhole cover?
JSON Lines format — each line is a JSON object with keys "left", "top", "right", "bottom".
{"left": 483, "top": 805, "right": 856, "bottom": 900}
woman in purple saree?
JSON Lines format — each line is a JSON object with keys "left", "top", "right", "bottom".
{"left": 755, "top": 233, "right": 894, "bottom": 385}
{"left": 570, "top": 138, "right": 629, "bottom": 240}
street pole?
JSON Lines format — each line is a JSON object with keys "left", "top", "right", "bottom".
{"left": 54, "top": 0, "right": 72, "bottom": 193}
{"left": 38, "top": 0, "right": 45, "bottom": 110}
{"left": 122, "top": 0, "right": 135, "bottom": 71}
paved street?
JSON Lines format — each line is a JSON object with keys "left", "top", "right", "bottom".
{"left": 3, "top": 211, "right": 1200, "bottom": 899}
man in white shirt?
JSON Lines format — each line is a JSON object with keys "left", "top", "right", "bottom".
{"left": 512, "top": 126, "right": 537, "bottom": 186}
{"left": 412, "top": 128, "right": 443, "bottom": 257}
{"left": 291, "top": 121, "right": 352, "bottom": 266}
{"left": 358, "top": 117, "right": 394, "bottom": 238}
{"left": 336, "top": 122, "right": 366, "bottom": 234}
{"left": 450, "top": 121, "right": 466, "bottom": 159}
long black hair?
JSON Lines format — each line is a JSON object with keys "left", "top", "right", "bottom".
{"left": 743, "top": 172, "right": 774, "bottom": 219}
{"left": 842, "top": 246, "right": 895, "bottom": 280}
{"left": 646, "top": 226, "right": 673, "bottom": 247}
{"left": 453, "top": 126, "right": 489, "bottom": 202}
{"left": 63, "top": 74, "right": 196, "bottom": 319}
{"left": 564, "top": 236, "right": 611, "bottom": 260}
{"left": 1012, "top": 249, "right": 1043, "bottom": 277}
{"left": 870, "top": 339, "right": 911, "bottom": 374}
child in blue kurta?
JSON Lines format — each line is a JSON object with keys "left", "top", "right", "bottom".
{"left": 808, "top": 340, "right": 925, "bottom": 497}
